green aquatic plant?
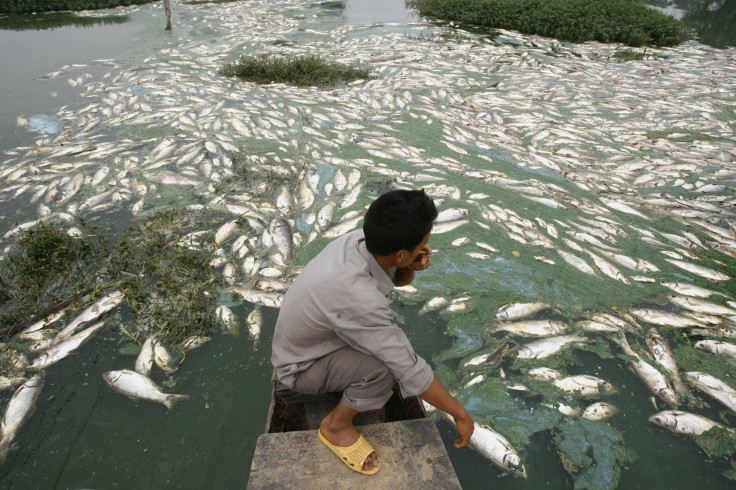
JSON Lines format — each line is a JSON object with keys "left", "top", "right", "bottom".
{"left": 408, "top": 0, "right": 694, "bottom": 47}
{"left": 105, "top": 210, "right": 225, "bottom": 347}
{"left": 614, "top": 48, "right": 646, "bottom": 61}
{"left": 0, "top": 0, "right": 152, "bottom": 14}
{"left": 219, "top": 55, "right": 373, "bottom": 87}
{"left": 0, "top": 210, "right": 225, "bottom": 348}
{"left": 0, "top": 222, "right": 105, "bottom": 334}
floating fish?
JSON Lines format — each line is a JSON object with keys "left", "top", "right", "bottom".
{"left": 103, "top": 370, "right": 189, "bottom": 409}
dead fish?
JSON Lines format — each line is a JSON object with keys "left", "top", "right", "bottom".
{"left": 29, "top": 321, "right": 105, "bottom": 370}
{"left": 495, "top": 302, "right": 550, "bottom": 321}
{"left": 54, "top": 290, "right": 124, "bottom": 344}
{"left": 0, "top": 373, "right": 45, "bottom": 463}
{"left": 582, "top": 402, "right": 618, "bottom": 421}
{"left": 103, "top": 370, "right": 189, "bottom": 409}
{"left": 649, "top": 410, "right": 729, "bottom": 436}
{"left": 444, "top": 413, "right": 527, "bottom": 478}
{"left": 553, "top": 375, "right": 617, "bottom": 397}
{"left": 135, "top": 337, "right": 156, "bottom": 376}
{"left": 270, "top": 217, "right": 293, "bottom": 262}
{"left": 694, "top": 340, "right": 736, "bottom": 360}
{"left": 495, "top": 319, "right": 568, "bottom": 338}
{"left": 516, "top": 335, "right": 588, "bottom": 359}
{"left": 54, "top": 172, "right": 84, "bottom": 204}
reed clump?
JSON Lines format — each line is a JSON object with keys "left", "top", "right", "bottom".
{"left": 408, "top": 0, "right": 694, "bottom": 47}
{"left": 219, "top": 55, "right": 372, "bottom": 87}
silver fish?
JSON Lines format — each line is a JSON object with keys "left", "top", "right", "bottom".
{"left": 685, "top": 371, "right": 736, "bottom": 415}
{"left": 495, "top": 302, "right": 550, "bottom": 321}
{"left": 610, "top": 331, "right": 678, "bottom": 406}
{"left": 30, "top": 321, "right": 105, "bottom": 370}
{"left": 694, "top": 340, "right": 736, "bottom": 360}
{"left": 444, "top": 413, "right": 527, "bottom": 478}
{"left": 0, "top": 373, "right": 44, "bottom": 463}
{"left": 629, "top": 309, "right": 706, "bottom": 329}
{"left": 247, "top": 306, "right": 262, "bottom": 339}
{"left": 103, "top": 370, "right": 189, "bottom": 409}
{"left": 649, "top": 410, "right": 727, "bottom": 436}
{"left": 135, "top": 337, "right": 155, "bottom": 376}
{"left": 54, "top": 290, "right": 124, "bottom": 343}
{"left": 664, "top": 259, "right": 730, "bottom": 282}
{"left": 495, "top": 319, "right": 568, "bottom": 338}
{"left": 54, "top": 172, "right": 84, "bottom": 204}
{"left": 553, "top": 375, "right": 617, "bottom": 397}
{"left": 582, "top": 402, "right": 618, "bottom": 421}
{"left": 646, "top": 328, "right": 688, "bottom": 396}
{"left": 516, "top": 335, "right": 587, "bottom": 359}
{"left": 269, "top": 217, "right": 293, "bottom": 262}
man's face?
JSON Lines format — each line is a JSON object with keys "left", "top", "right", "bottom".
{"left": 396, "top": 232, "right": 431, "bottom": 268}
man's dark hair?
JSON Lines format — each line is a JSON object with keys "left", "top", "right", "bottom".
{"left": 363, "top": 189, "right": 438, "bottom": 255}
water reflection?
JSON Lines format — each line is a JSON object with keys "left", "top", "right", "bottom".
{"left": 0, "top": 12, "right": 129, "bottom": 31}
{"left": 642, "top": 0, "right": 736, "bottom": 48}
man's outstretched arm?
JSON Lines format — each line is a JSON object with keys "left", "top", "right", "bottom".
{"left": 420, "top": 376, "right": 474, "bottom": 448}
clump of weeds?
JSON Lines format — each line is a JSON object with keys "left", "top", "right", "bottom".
{"left": 219, "top": 54, "right": 373, "bottom": 87}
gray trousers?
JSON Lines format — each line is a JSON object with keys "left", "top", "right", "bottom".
{"left": 293, "top": 346, "right": 396, "bottom": 412}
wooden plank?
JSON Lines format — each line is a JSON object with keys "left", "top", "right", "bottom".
{"left": 247, "top": 419, "right": 461, "bottom": 489}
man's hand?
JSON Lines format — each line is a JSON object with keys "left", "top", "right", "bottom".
{"left": 409, "top": 246, "right": 432, "bottom": 271}
{"left": 453, "top": 414, "right": 474, "bottom": 448}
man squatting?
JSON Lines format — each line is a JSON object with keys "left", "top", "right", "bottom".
{"left": 272, "top": 189, "right": 475, "bottom": 474}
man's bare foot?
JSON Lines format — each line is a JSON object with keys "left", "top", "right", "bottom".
{"left": 320, "top": 416, "right": 379, "bottom": 471}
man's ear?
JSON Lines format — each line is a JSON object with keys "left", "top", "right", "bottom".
{"left": 394, "top": 251, "right": 404, "bottom": 266}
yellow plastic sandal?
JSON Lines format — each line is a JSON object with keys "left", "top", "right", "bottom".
{"left": 318, "top": 428, "right": 381, "bottom": 475}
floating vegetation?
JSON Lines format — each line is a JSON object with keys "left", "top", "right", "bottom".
{"left": 0, "top": 221, "right": 105, "bottom": 334}
{"left": 695, "top": 426, "right": 736, "bottom": 459}
{"left": 613, "top": 48, "right": 646, "bottom": 61}
{"left": 219, "top": 55, "right": 373, "bottom": 87}
{"left": 407, "top": 30, "right": 479, "bottom": 44}
{"left": 0, "top": 0, "right": 152, "bottom": 15}
{"left": 105, "top": 209, "right": 225, "bottom": 347}
{"left": 1, "top": 210, "right": 224, "bottom": 349}
{"left": 408, "top": 0, "right": 694, "bottom": 47}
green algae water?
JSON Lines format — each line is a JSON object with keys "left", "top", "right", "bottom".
{"left": 1, "top": 1, "right": 735, "bottom": 489}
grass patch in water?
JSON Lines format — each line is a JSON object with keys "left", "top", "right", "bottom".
{"left": 105, "top": 209, "right": 224, "bottom": 347}
{"left": 0, "top": 221, "right": 105, "bottom": 334}
{"left": 406, "top": 30, "right": 477, "bottom": 43}
{"left": 408, "top": 0, "right": 694, "bottom": 47}
{"left": 614, "top": 48, "right": 646, "bottom": 61}
{"left": 219, "top": 55, "right": 373, "bottom": 87}
{"left": 1, "top": 210, "right": 225, "bottom": 353}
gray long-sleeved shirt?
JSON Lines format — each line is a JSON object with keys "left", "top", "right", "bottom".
{"left": 271, "top": 229, "right": 434, "bottom": 398}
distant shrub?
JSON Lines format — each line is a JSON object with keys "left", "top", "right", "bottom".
{"left": 408, "top": 0, "right": 694, "bottom": 47}
{"left": 0, "top": 0, "right": 153, "bottom": 15}
{"left": 219, "top": 55, "right": 373, "bottom": 87}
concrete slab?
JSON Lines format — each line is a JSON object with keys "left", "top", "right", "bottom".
{"left": 247, "top": 418, "right": 461, "bottom": 489}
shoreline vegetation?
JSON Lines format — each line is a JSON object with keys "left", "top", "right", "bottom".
{"left": 219, "top": 55, "right": 373, "bottom": 87}
{"left": 0, "top": 0, "right": 153, "bottom": 14}
{"left": 408, "top": 0, "right": 694, "bottom": 47}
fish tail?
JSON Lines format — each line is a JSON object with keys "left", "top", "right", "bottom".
{"left": 164, "top": 394, "right": 190, "bottom": 410}
{"left": 0, "top": 436, "right": 14, "bottom": 464}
